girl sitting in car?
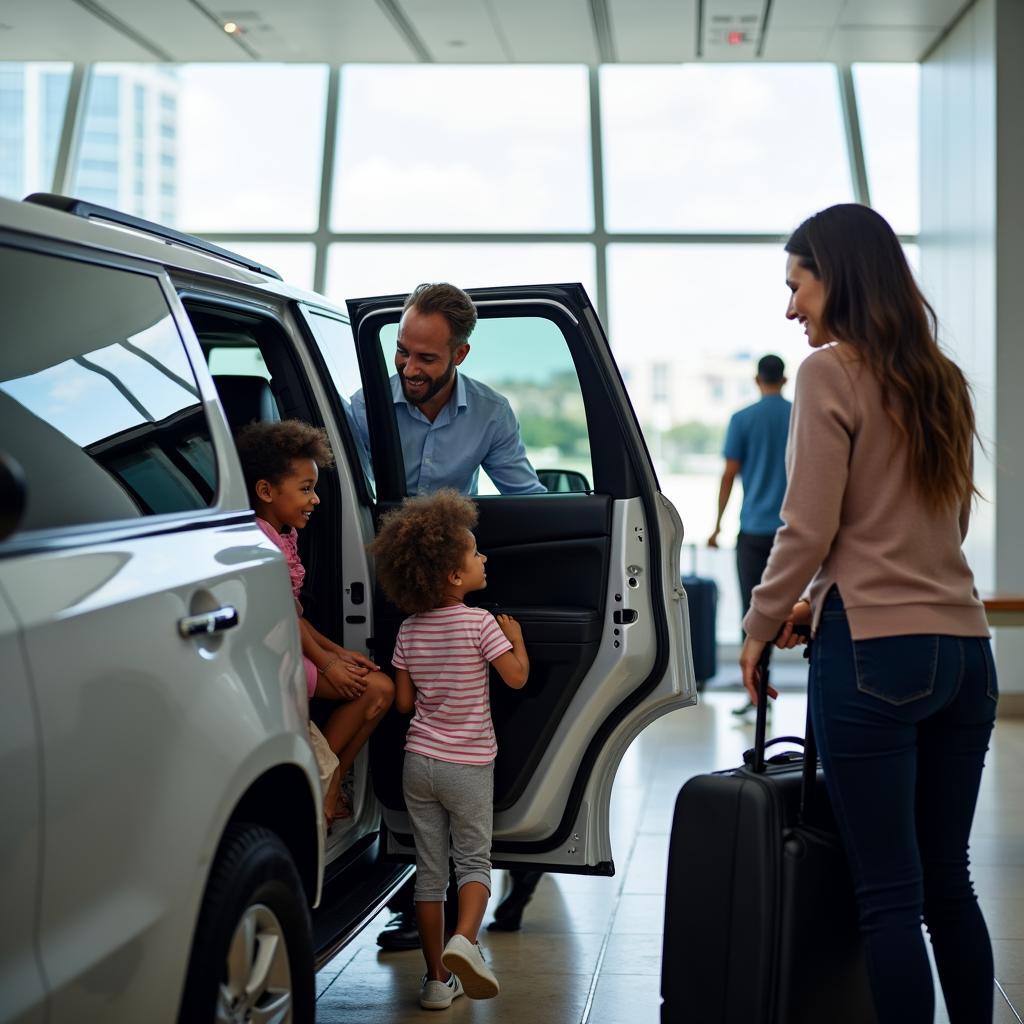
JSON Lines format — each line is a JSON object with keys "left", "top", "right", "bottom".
{"left": 235, "top": 419, "right": 394, "bottom": 826}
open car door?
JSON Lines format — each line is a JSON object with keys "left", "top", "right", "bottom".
{"left": 348, "top": 284, "right": 697, "bottom": 874}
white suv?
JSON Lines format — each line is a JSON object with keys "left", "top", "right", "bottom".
{"left": 0, "top": 193, "right": 697, "bottom": 1024}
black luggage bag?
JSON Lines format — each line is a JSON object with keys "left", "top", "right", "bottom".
{"left": 681, "top": 546, "right": 718, "bottom": 688}
{"left": 660, "top": 644, "right": 877, "bottom": 1024}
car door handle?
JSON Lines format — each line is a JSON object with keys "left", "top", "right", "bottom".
{"left": 178, "top": 606, "right": 239, "bottom": 638}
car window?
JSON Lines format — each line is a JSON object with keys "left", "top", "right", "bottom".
{"left": 377, "top": 314, "right": 593, "bottom": 496}
{"left": 0, "top": 246, "right": 217, "bottom": 535}
{"left": 299, "top": 306, "right": 376, "bottom": 499}
{"left": 207, "top": 345, "right": 271, "bottom": 379}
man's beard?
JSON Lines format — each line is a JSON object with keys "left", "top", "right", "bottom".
{"left": 402, "top": 358, "right": 455, "bottom": 406}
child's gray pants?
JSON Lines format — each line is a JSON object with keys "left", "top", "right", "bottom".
{"left": 403, "top": 751, "right": 494, "bottom": 903}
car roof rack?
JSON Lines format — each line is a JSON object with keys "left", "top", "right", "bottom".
{"left": 23, "top": 193, "right": 283, "bottom": 281}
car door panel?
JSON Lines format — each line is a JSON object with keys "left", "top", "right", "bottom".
{"left": 0, "top": 583, "right": 47, "bottom": 1024}
{"left": 0, "top": 521, "right": 310, "bottom": 1023}
{"left": 342, "top": 286, "right": 695, "bottom": 871}
{"left": 368, "top": 492, "right": 611, "bottom": 812}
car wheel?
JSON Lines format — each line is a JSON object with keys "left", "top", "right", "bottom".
{"left": 178, "top": 822, "right": 314, "bottom": 1024}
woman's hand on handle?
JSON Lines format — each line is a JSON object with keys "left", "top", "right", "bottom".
{"left": 775, "top": 599, "right": 812, "bottom": 650}
{"left": 740, "top": 637, "right": 777, "bottom": 706}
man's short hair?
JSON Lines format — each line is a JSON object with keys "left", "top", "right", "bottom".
{"left": 404, "top": 282, "right": 478, "bottom": 349}
{"left": 757, "top": 354, "right": 785, "bottom": 384}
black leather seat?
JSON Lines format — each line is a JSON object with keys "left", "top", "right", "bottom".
{"left": 213, "top": 374, "right": 280, "bottom": 431}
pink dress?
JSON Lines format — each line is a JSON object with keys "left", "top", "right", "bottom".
{"left": 256, "top": 517, "right": 318, "bottom": 698}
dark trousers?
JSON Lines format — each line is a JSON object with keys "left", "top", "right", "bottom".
{"left": 811, "top": 588, "right": 997, "bottom": 1024}
{"left": 736, "top": 531, "right": 775, "bottom": 647}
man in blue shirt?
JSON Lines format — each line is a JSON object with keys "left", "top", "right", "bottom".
{"left": 708, "top": 354, "right": 791, "bottom": 715}
{"left": 351, "top": 282, "right": 545, "bottom": 496}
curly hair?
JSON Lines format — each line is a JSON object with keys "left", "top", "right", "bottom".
{"left": 370, "top": 490, "right": 479, "bottom": 614}
{"left": 234, "top": 419, "right": 335, "bottom": 505}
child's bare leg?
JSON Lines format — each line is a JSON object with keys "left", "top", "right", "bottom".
{"left": 322, "top": 674, "right": 394, "bottom": 818}
{"left": 325, "top": 673, "right": 394, "bottom": 774}
{"left": 339, "top": 675, "right": 395, "bottom": 770}
{"left": 322, "top": 765, "right": 341, "bottom": 827}
{"left": 416, "top": 901, "right": 447, "bottom": 981}
{"left": 453, "top": 881, "right": 489, "bottom": 944}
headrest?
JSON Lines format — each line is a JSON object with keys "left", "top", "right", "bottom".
{"left": 213, "top": 374, "right": 280, "bottom": 430}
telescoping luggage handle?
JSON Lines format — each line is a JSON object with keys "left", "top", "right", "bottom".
{"left": 751, "top": 625, "right": 817, "bottom": 822}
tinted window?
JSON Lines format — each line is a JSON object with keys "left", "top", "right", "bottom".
{"left": 375, "top": 314, "right": 593, "bottom": 497}
{"left": 0, "top": 247, "right": 217, "bottom": 534}
{"left": 301, "top": 306, "right": 376, "bottom": 499}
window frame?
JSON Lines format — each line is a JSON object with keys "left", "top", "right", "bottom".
{"left": 0, "top": 230, "right": 232, "bottom": 551}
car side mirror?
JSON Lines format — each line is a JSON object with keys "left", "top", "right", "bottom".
{"left": 0, "top": 453, "right": 27, "bottom": 542}
{"left": 536, "top": 468, "right": 591, "bottom": 493}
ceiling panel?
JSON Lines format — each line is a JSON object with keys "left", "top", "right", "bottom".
{"left": 101, "top": 0, "right": 240, "bottom": 60}
{"left": 208, "top": 0, "right": 420, "bottom": 62}
{"left": 827, "top": 26, "right": 938, "bottom": 62}
{"left": 701, "top": 0, "right": 765, "bottom": 58}
{"left": 488, "top": 0, "right": 599, "bottom": 64}
{"left": 0, "top": 0, "right": 159, "bottom": 61}
{"left": 400, "top": 0, "right": 509, "bottom": 61}
{"left": 769, "top": 0, "right": 843, "bottom": 30}
{"left": 609, "top": 0, "right": 697, "bottom": 62}
{"left": 761, "top": 27, "right": 835, "bottom": 61}
{"left": 0, "top": 0, "right": 971, "bottom": 65}
{"left": 838, "top": 0, "right": 966, "bottom": 29}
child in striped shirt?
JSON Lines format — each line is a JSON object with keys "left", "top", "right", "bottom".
{"left": 371, "top": 490, "right": 529, "bottom": 1011}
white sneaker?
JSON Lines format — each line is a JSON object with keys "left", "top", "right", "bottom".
{"left": 441, "top": 934, "right": 500, "bottom": 1000}
{"left": 419, "top": 972, "right": 464, "bottom": 1010}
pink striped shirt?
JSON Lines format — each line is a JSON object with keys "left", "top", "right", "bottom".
{"left": 393, "top": 604, "right": 512, "bottom": 765}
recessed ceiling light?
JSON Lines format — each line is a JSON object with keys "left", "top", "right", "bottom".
{"left": 223, "top": 21, "right": 239, "bottom": 34}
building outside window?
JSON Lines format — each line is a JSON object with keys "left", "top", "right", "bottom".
{"left": 0, "top": 63, "right": 72, "bottom": 201}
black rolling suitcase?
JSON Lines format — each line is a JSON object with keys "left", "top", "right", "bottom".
{"left": 661, "top": 644, "right": 876, "bottom": 1024}
{"left": 681, "top": 545, "right": 718, "bottom": 688}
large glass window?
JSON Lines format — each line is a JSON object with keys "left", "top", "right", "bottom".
{"left": 326, "top": 242, "right": 597, "bottom": 307}
{"left": 601, "top": 64, "right": 854, "bottom": 233}
{"left": 73, "top": 64, "right": 328, "bottom": 232}
{"left": 0, "top": 63, "right": 72, "bottom": 201}
{"left": 853, "top": 63, "right": 920, "bottom": 234}
{"left": 331, "top": 66, "right": 593, "bottom": 233}
{"left": 608, "top": 242, "right": 810, "bottom": 638}
{"left": 0, "top": 246, "right": 216, "bottom": 534}
{"left": 215, "top": 242, "right": 316, "bottom": 291}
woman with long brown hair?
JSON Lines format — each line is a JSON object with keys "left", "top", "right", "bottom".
{"left": 739, "top": 203, "right": 996, "bottom": 1023}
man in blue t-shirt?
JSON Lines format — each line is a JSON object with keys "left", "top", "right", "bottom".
{"left": 708, "top": 354, "right": 791, "bottom": 715}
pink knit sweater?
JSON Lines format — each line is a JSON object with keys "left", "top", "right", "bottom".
{"left": 743, "top": 343, "right": 989, "bottom": 643}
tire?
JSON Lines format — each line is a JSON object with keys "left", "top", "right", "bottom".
{"left": 178, "top": 822, "right": 314, "bottom": 1024}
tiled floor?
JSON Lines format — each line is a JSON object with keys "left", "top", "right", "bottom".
{"left": 316, "top": 683, "right": 1024, "bottom": 1023}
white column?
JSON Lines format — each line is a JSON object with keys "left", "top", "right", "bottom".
{"left": 921, "top": 0, "right": 1024, "bottom": 710}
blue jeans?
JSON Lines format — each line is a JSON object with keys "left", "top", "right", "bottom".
{"left": 810, "top": 588, "right": 997, "bottom": 1024}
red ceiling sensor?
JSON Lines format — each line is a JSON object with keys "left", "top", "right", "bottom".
{"left": 727, "top": 31, "right": 746, "bottom": 45}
